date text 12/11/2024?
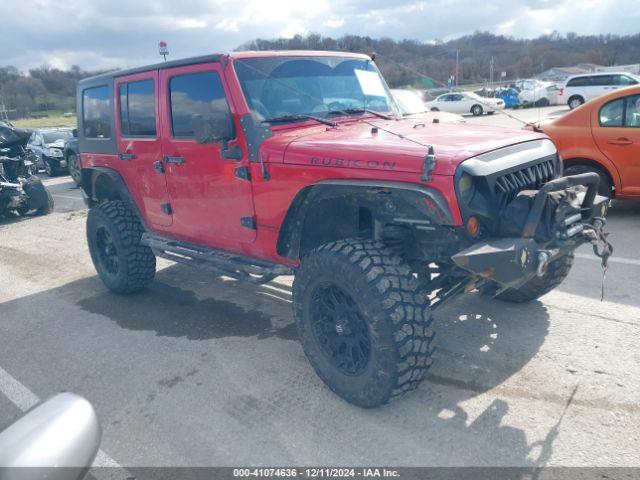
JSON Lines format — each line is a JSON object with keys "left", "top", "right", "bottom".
{"left": 233, "top": 468, "right": 400, "bottom": 478}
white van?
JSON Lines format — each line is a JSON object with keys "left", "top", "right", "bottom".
{"left": 559, "top": 72, "right": 640, "bottom": 109}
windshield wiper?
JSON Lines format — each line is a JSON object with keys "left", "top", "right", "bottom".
{"left": 262, "top": 114, "right": 337, "bottom": 127}
{"left": 328, "top": 108, "right": 394, "bottom": 120}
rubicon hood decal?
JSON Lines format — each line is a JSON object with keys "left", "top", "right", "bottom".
{"left": 310, "top": 156, "right": 397, "bottom": 170}
{"left": 275, "top": 119, "right": 549, "bottom": 176}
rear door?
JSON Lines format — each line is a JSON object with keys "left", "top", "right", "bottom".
{"left": 584, "top": 75, "right": 613, "bottom": 102}
{"left": 452, "top": 94, "right": 469, "bottom": 114}
{"left": 159, "top": 62, "right": 256, "bottom": 247}
{"left": 592, "top": 93, "right": 640, "bottom": 195}
{"left": 114, "top": 71, "right": 172, "bottom": 227}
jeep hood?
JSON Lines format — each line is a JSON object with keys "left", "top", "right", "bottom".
{"left": 278, "top": 120, "right": 549, "bottom": 176}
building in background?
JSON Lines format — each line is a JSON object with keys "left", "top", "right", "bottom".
{"left": 536, "top": 64, "right": 603, "bottom": 82}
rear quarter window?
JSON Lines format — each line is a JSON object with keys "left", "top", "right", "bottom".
{"left": 82, "top": 86, "right": 111, "bottom": 139}
{"left": 599, "top": 99, "right": 624, "bottom": 127}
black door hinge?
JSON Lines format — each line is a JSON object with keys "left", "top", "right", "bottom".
{"left": 154, "top": 160, "right": 165, "bottom": 173}
{"left": 161, "top": 203, "right": 172, "bottom": 215}
{"left": 240, "top": 216, "right": 257, "bottom": 230}
{"left": 235, "top": 166, "right": 251, "bottom": 181}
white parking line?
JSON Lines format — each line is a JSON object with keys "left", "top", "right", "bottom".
{"left": 0, "top": 366, "right": 39, "bottom": 411}
{"left": 0, "top": 365, "right": 124, "bottom": 470}
{"left": 575, "top": 252, "right": 640, "bottom": 266}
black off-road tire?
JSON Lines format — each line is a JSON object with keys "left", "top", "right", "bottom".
{"left": 564, "top": 164, "right": 613, "bottom": 198}
{"left": 494, "top": 253, "right": 574, "bottom": 303}
{"left": 87, "top": 200, "right": 156, "bottom": 294}
{"left": 293, "top": 239, "right": 435, "bottom": 408}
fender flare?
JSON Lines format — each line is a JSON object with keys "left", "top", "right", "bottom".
{"left": 276, "top": 179, "right": 454, "bottom": 260}
{"left": 81, "top": 166, "right": 146, "bottom": 227}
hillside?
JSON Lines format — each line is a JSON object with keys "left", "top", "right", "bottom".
{"left": 239, "top": 31, "right": 640, "bottom": 87}
{"left": 2, "top": 31, "right": 640, "bottom": 121}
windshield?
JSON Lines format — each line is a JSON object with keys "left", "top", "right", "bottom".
{"left": 233, "top": 56, "right": 397, "bottom": 121}
{"left": 392, "top": 90, "right": 427, "bottom": 115}
{"left": 42, "top": 130, "right": 72, "bottom": 144}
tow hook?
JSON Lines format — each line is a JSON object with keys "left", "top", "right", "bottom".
{"left": 536, "top": 250, "right": 552, "bottom": 277}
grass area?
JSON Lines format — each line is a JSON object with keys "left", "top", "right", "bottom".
{"left": 12, "top": 114, "right": 77, "bottom": 129}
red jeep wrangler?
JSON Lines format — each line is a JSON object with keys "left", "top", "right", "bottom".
{"left": 77, "top": 51, "right": 611, "bottom": 407}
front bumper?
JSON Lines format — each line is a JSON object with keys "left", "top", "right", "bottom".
{"left": 451, "top": 172, "right": 609, "bottom": 289}
{"left": 44, "top": 155, "right": 67, "bottom": 170}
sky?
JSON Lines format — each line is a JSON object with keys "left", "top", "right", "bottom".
{"left": 2, "top": 0, "right": 639, "bottom": 72}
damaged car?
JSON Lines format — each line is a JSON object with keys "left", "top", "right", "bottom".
{"left": 27, "top": 127, "right": 74, "bottom": 176}
{"left": 0, "top": 124, "right": 54, "bottom": 218}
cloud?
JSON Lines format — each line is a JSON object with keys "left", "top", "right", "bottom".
{"left": 0, "top": 0, "right": 638, "bottom": 71}
{"left": 326, "top": 18, "right": 345, "bottom": 28}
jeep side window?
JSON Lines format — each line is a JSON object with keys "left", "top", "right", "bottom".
{"left": 119, "top": 79, "right": 156, "bottom": 137}
{"left": 82, "top": 86, "right": 111, "bottom": 139}
{"left": 169, "top": 71, "right": 233, "bottom": 138}
{"left": 599, "top": 98, "right": 624, "bottom": 127}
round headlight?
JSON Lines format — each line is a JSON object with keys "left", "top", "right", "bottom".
{"left": 458, "top": 173, "right": 475, "bottom": 202}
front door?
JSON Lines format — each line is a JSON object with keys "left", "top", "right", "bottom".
{"left": 159, "top": 62, "right": 256, "bottom": 248}
{"left": 115, "top": 71, "right": 172, "bottom": 227}
{"left": 592, "top": 93, "right": 640, "bottom": 195}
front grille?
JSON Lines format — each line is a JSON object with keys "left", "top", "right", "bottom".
{"left": 494, "top": 158, "right": 555, "bottom": 209}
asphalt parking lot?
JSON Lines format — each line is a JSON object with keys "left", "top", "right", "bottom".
{"left": 1, "top": 107, "right": 639, "bottom": 470}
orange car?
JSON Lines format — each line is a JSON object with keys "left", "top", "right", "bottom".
{"left": 536, "top": 85, "right": 640, "bottom": 199}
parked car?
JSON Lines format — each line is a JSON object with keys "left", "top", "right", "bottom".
{"left": 27, "top": 127, "right": 74, "bottom": 176}
{"left": 535, "top": 84, "right": 640, "bottom": 198}
{"left": 515, "top": 79, "right": 555, "bottom": 107}
{"left": 495, "top": 87, "right": 521, "bottom": 108}
{"left": 425, "top": 91, "right": 504, "bottom": 116}
{"left": 77, "top": 51, "right": 610, "bottom": 408}
{"left": 64, "top": 128, "right": 81, "bottom": 185}
{"left": 558, "top": 72, "right": 640, "bottom": 110}
{"left": 391, "top": 89, "right": 464, "bottom": 122}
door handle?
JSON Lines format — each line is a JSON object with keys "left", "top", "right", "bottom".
{"left": 163, "top": 155, "right": 185, "bottom": 164}
{"left": 118, "top": 152, "right": 136, "bottom": 160}
{"left": 607, "top": 138, "right": 633, "bottom": 145}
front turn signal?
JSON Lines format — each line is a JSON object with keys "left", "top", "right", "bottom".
{"left": 466, "top": 216, "right": 480, "bottom": 236}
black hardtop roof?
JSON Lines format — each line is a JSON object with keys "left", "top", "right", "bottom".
{"left": 78, "top": 54, "right": 223, "bottom": 85}
{"left": 78, "top": 50, "right": 372, "bottom": 86}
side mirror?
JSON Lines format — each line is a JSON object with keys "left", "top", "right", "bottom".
{"left": 72, "top": 128, "right": 78, "bottom": 138}
{"left": 192, "top": 114, "right": 234, "bottom": 145}
{"left": 0, "top": 393, "right": 101, "bottom": 476}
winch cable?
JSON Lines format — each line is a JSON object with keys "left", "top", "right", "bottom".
{"left": 374, "top": 53, "right": 537, "bottom": 128}
{"left": 232, "top": 57, "right": 436, "bottom": 151}
{"left": 583, "top": 217, "right": 613, "bottom": 301}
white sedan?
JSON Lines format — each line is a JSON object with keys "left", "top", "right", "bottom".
{"left": 425, "top": 92, "right": 504, "bottom": 116}
{"left": 391, "top": 89, "right": 465, "bottom": 123}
